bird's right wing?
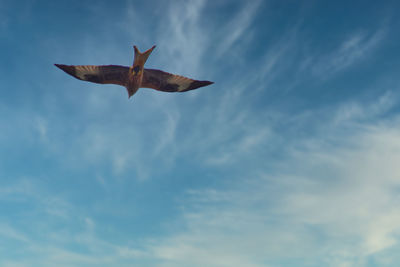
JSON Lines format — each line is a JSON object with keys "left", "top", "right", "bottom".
{"left": 141, "top": 68, "right": 213, "bottom": 92}
{"left": 55, "top": 64, "right": 130, "bottom": 86}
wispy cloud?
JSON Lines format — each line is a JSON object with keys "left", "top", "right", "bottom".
{"left": 215, "top": 0, "right": 262, "bottom": 58}
{"left": 0, "top": 223, "right": 30, "bottom": 243}
{"left": 153, "top": 109, "right": 180, "bottom": 156}
{"left": 2, "top": 2, "right": 398, "bottom": 266}
{"left": 0, "top": 177, "right": 149, "bottom": 266}
{"left": 143, "top": 93, "right": 400, "bottom": 266}
{"left": 311, "top": 28, "right": 386, "bottom": 79}
{"left": 153, "top": 0, "right": 208, "bottom": 74}
{"left": 333, "top": 90, "right": 396, "bottom": 125}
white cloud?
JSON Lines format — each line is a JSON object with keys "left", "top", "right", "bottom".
{"left": 1, "top": 2, "right": 398, "bottom": 267}
{"left": 153, "top": 110, "right": 180, "bottom": 156}
{"left": 33, "top": 116, "right": 48, "bottom": 142}
{"left": 311, "top": 28, "right": 386, "bottom": 79}
{"left": 205, "top": 126, "right": 271, "bottom": 166}
{"left": 0, "top": 223, "right": 30, "bottom": 243}
{"left": 143, "top": 95, "right": 400, "bottom": 266}
{"left": 154, "top": 0, "right": 208, "bottom": 74}
{"left": 333, "top": 91, "right": 395, "bottom": 124}
{"left": 215, "top": 0, "right": 262, "bottom": 58}
{"left": 0, "top": 177, "right": 150, "bottom": 266}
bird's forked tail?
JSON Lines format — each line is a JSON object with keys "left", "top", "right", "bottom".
{"left": 133, "top": 45, "right": 156, "bottom": 66}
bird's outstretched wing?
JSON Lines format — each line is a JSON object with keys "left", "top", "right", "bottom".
{"left": 141, "top": 69, "right": 213, "bottom": 92}
{"left": 55, "top": 64, "right": 129, "bottom": 86}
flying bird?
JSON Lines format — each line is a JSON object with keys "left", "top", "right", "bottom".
{"left": 55, "top": 45, "right": 213, "bottom": 98}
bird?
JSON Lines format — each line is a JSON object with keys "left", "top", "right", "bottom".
{"left": 55, "top": 45, "right": 213, "bottom": 98}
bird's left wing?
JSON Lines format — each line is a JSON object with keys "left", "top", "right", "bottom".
{"left": 55, "top": 64, "right": 129, "bottom": 86}
{"left": 141, "top": 68, "right": 213, "bottom": 92}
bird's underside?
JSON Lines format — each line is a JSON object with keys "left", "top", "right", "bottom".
{"left": 54, "top": 45, "right": 213, "bottom": 98}
{"left": 54, "top": 64, "right": 213, "bottom": 93}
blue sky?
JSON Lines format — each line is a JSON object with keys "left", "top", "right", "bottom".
{"left": 1, "top": 0, "right": 400, "bottom": 266}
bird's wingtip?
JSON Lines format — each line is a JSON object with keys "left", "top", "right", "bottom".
{"left": 184, "top": 80, "right": 214, "bottom": 91}
{"left": 201, "top": 80, "right": 214, "bottom": 87}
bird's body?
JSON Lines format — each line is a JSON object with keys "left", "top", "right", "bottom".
{"left": 55, "top": 45, "right": 213, "bottom": 98}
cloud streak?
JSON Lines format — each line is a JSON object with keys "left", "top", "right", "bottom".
{"left": 1, "top": 1, "right": 398, "bottom": 266}
{"left": 214, "top": 0, "right": 262, "bottom": 58}
{"left": 310, "top": 28, "right": 386, "bottom": 80}
{"left": 143, "top": 94, "right": 400, "bottom": 267}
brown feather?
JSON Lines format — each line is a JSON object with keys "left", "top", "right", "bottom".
{"left": 141, "top": 69, "right": 213, "bottom": 92}
{"left": 54, "top": 64, "right": 129, "bottom": 86}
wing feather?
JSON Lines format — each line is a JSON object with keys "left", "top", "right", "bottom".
{"left": 55, "top": 64, "right": 129, "bottom": 86}
{"left": 141, "top": 69, "right": 213, "bottom": 92}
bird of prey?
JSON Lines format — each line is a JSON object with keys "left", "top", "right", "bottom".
{"left": 55, "top": 45, "right": 213, "bottom": 98}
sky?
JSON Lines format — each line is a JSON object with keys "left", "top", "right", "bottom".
{"left": 1, "top": 0, "right": 400, "bottom": 266}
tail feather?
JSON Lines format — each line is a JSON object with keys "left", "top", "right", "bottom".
{"left": 133, "top": 45, "right": 156, "bottom": 66}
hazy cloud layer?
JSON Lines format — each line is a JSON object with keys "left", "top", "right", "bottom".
{"left": 0, "top": 1, "right": 399, "bottom": 266}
